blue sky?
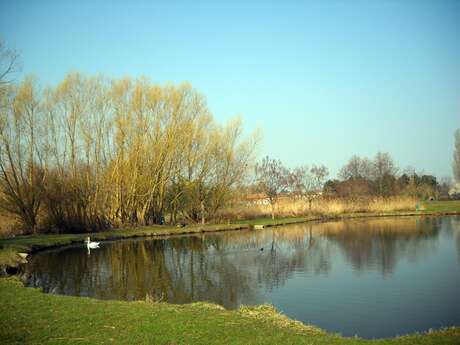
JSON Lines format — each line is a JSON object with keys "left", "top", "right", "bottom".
{"left": 1, "top": 0, "right": 459, "bottom": 178}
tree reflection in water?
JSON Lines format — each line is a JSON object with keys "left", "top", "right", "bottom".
{"left": 21, "top": 216, "right": 460, "bottom": 310}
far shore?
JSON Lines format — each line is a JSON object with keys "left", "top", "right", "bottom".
{"left": 1, "top": 200, "right": 459, "bottom": 272}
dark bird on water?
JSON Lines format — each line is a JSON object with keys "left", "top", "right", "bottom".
{"left": 260, "top": 248, "right": 264, "bottom": 251}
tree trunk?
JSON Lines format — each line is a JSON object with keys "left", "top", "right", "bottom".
{"left": 172, "top": 206, "right": 177, "bottom": 224}
{"left": 201, "top": 201, "right": 205, "bottom": 225}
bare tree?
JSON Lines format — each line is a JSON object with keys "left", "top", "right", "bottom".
{"left": 454, "top": 129, "right": 460, "bottom": 184}
{"left": 339, "top": 155, "right": 361, "bottom": 180}
{"left": 0, "top": 78, "right": 45, "bottom": 233}
{"left": 255, "top": 156, "right": 289, "bottom": 219}
{"left": 206, "top": 117, "right": 260, "bottom": 222}
{"left": 339, "top": 155, "right": 372, "bottom": 180}
{"left": 0, "top": 40, "right": 20, "bottom": 86}
{"left": 372, "top": 152, "right": 398, "bottom": 196}
{"left": 439, "top": 176, "right": 453, "bottom": 198}
{"left": 291, "top": 165, "right": 328, "bottom": 211}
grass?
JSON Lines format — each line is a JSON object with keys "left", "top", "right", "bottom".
{"left": 1, "top": 277, "right": 459, "bottom": 345}
{"left": 234, "top": 216, "right": 313, "bottom": 226}
{"left": 419, "top": 200, "right": 460, "bottom": 213}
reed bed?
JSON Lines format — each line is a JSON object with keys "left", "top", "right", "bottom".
{"left": 221, "top": 196, "right": 417, "bottom": 220}
{"left": 0, "top": 214, "right": 18, "bottom": 238}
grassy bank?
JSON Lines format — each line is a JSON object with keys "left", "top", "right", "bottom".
{"left": 418, "top": 200, "right": 460, "bottom": 213}
{"left": 0, "top": 223, "right": 249, "bottom": 272}
{"left": 1, "top": 200, "right": 460, "bottom": 271}
{"left": 1, "top": 278, "right": 459, "bottom": 345}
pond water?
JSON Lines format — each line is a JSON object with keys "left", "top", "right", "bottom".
{"left": 20, "top": 216, "right": 460, "bottom": 339}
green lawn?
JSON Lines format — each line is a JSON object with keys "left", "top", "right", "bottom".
{"left": 419, "top": 200, "right": 460, "bottom": 213}
{"left": 1, "top": 278, "right": 459, "bottom": 345}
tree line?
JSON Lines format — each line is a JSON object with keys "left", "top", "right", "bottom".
{"left": 253, "top": 152, "right": 450, "bottom": 219}
{"left": 325, "top": 152, "right": 449, "bottom": 199}
{"left": 254, "top": 157, "right": 328, "bottom": 219}
{"left": 0, "top": 73, "right": 259, "bottom": 234}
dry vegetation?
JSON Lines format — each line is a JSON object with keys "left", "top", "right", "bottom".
{"left": 221, "top": 196, "right": 417, "bottom": 220}
{"left": 0, "top": 212, "right": 18, "bottom": 237}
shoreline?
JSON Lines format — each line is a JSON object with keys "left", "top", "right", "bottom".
{"left": 1, "top": 210, "right": 460, "bottom": 272}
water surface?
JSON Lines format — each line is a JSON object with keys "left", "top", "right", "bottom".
{"left": 21, "top": 216, "right": 460, "bottom": 338}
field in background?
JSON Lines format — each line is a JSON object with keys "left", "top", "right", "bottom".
{"left": 419, "top": 200, "right": 460, "bottom": 213}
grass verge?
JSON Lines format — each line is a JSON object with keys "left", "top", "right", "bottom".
{"left": 1, "top": 277, "right": 459, "bottom": 345}
{"left": 418, "top": 200, "right": 460, "bottom": 213}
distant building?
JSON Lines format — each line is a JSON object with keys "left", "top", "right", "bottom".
{"left": 244, "top": 190, "right": 323, "bottom": 205}
{"left": 449, "top": 183, "right": 460, "bottom": 200}
{"left": 244, "top": 193, "right": 270, "bottom": 205}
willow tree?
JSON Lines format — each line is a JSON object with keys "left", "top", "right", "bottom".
{"left": 40, "top": 73, "right": 111, "bottom": 231}
{"left": 0, "top": 78, "right": 45, "bottom": 233}
{"left": 0, "top": 40, "right": 19, "bottom": 86}
{"left": 0, "top": 72, "right": 259, "bottom": 232}
{"left": 206, "top": 118, "right": 260, "bottom": 220}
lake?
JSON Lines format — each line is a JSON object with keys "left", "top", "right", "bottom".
{"left": 20, "top": 216, "right": 460, "bottom": 339}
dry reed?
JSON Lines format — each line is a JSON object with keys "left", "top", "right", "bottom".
{"left": 221, "top": 196, "right": 417, "bottom": 220}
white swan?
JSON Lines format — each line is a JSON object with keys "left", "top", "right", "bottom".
{"left": 86, "top": 237, "right": 100, "bottom": 249}
{"left": 18, "top": 252, "right": 28, "bottom": 263}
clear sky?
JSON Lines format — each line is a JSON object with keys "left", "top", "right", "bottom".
{"left": 1, "top": 0, "right": 459, "bottom": 178}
